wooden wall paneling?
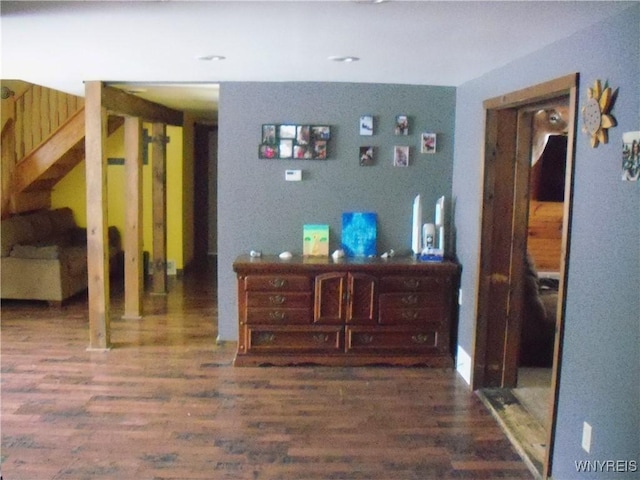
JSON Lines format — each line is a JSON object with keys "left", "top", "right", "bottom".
{"left": 151, "top": 122, "right": 168, "bottom": 295}
{"left": 123, "top": 115, "right": 144, "bottom": 319}
{"left": 84, "top": 81, "right": 111, "bottom": 350}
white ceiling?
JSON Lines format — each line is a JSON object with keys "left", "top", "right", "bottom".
{"left": 1, "top": 1, "right": 634, "bottom": 123}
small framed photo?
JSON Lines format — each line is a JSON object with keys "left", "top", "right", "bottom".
{"left": 312, "top": 126, "right": 331, "bottom": 141}
{"left": 359, "top": 146, "right": 374, "bottom": 166}
{"left": 393, "top": 146, "right": 409, "bottom": 167}
{"left": 313, "top": 140, "right": 327, "bottom": 159}
{"left": 395, "top": 115, "right": 409, "bottom": 135}
{"left": 259, "top": 144, "right": 278, "bottom": 159}
{"left": 294, "top": 145, "right": 311, "bottom": 159}
{"left": 360, "top": 115, "right": 374, "bottom": 136}
{"left": 296, "top": 125, "right": 311, "bottom": 145}
{"left": 262, "top": 124, "right": 277, "bottom": 144}
{"left": 279, "top": 139, "right": 293, "bottom": 158}
{"left": 421, "top": 133, "right": 437, "bottom": 154}
{"left": 622, "top": 131, "right": 640, "bottom": 181}
{"left": 279, "top": 125, "right": 296, "bottom": 139}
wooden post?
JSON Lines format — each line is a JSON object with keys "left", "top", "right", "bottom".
{"left": 123, "top": 115, "right": 144, "bottom": 319}
{"left": 151, "top": 122, "right": 168, "bottom": 295}
{"left": 84, "top": 81, "right": 111, "bottom": 350}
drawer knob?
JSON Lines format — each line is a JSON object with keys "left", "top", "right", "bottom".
{"left": 269, "top": 295, "right": 286, "bottom": 305}
{"left": 401, "top": 310, "right": 419, "bottom": 320}
{"left": 401, "top": 294, "right": 418, "bottom": 305}
{"left": 403, "top": 279, "right": 420, "bottom": 289}
{"left": 313, "top": 333, "right": 330, "bottom": 343}
{"left": 411, "top": 333, "right": 431, "bottom": 344}
{"left": 254, "top": 332, "right": 276, "bottom": 345}
{"left": 269, "top": 311, "right": 286, "bottom": 321}
{"left": 269, "top": 278, "right": 286, "bottom": 288}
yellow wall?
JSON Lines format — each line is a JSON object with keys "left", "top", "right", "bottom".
{"left": 51, "top": 124, "right": 187, "bottom": 271}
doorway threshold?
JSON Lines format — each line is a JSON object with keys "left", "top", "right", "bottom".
{"left": 477, "top": 388, "right": 546, "bottom": 480}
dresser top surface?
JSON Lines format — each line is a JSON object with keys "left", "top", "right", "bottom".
{"left": 233, "top": 254, "right": 460, "bottom": 274}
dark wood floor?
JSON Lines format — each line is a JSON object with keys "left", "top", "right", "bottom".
{"left": 1, "top": 260, "right": 534, "bottom": 480}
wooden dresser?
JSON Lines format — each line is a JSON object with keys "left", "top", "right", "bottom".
{"left": 233, "top": 255, "right": 461, "bottom": 367}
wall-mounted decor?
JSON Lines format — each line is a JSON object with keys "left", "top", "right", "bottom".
{"left": 360, "top": 115, "right": 374, "bottom": 136}
{"left": 259, "top": 124, "right": 331, "bottom": 159}
{"left": 421, "top": 133, "right": 437, "bottom": 153}
{"left": 393, "top": 146, "right": 409, "bottom": 167}
{"left": 341, "top": 212, "right": 377, "bottom": 257}
{"left": 582, "top": 79, "right": 618, "bottom": 148}
{"left": 395, "top": 115, "right": 409, "bottom": 135}
{"left": 359, "top": 146, "right": 374, "bottom": 166}
{"left": 622, "top": 131, "right": 640, "bottom": 181}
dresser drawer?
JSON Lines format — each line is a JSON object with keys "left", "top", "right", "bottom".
{"left": 345, "top": 326, "right": 442, "bottom": 353}
{"left": 379, "top": 276, "right": 446, "bottom": 293}
{"left": 246, "top": 292, "right": 311, "bottom": 309}
{"left": 379, "top": 292, "right": 443, "bottom": 309}
{"left": 244, "top": 275, "right": 311, "bottom": 292}
{"left": 378, "top": 306, "right": 444, "bottom": 325}
{"left": 246, "top": 326, "right": 343, "bottom": 353}
{"left": 245, "top": 308, "right": 311, "bottom": 325}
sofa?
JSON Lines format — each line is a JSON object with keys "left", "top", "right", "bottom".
{"left": 1, "top": 208, "right": 122, "bottom": 305}
{"left": 519, "top": 253, "right": 558, "bottom": 367}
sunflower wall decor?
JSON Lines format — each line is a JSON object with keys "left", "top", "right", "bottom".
{"left": 582, "top": 79, "right": 618, "bottom": 148}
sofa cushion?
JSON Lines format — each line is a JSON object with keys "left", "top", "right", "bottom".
{"left": 10, "top": 244, "right": 61, "bottom": 260}
{"left": 48, "top": 208, "right": 76, "bottom": 235}
{"left": 27, "top": 210, "right": 55, "bottom": 242}
{"left": 1, "top": 216, "right": 36, "bottom": 257}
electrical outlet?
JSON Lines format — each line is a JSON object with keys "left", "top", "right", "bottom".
{"left": 458, "top": 288, "right": 463, "bottom": 305}
{"left": 582, "top": 421, "right": 592, "bottom": 453}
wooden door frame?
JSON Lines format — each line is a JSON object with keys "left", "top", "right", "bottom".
{"left": 472, "top": 73, "right": 579, "bottom": 478}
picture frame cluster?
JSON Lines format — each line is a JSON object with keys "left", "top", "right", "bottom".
{"left": 359, "top": 114, "right": 437, "bottom": 167}
{"left": 260, "top": 124, "right": 331, "bottom": 160}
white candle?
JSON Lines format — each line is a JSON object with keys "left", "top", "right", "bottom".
{"left": 412, "top": 195, "right": 422, "bottom": 256}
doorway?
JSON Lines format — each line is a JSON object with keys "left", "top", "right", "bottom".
{"left": 472, "top": 74, "right": 578, "bottom": 479}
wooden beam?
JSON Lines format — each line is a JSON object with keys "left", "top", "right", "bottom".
{"left": 100, "top": 84, "right": 183, "bottom": 126}
{"left": 84, "top": 81, "right": 111, "bottom": 350}
{"left": 151, "top": 122, "right": 168, "bottom": 295}
{"left": 123, "top": 116, "right": 144, "bottom": 319}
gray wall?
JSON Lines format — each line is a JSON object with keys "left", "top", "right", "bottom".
{"left": 453, "top": 5, "right": 639, "bottom": 478}
{"left": 217, "top": 82, "right": 455, "bottom": 340}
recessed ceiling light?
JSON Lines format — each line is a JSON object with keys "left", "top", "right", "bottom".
{"left": 328, "top": 56, "right": 360, "bottom": 63}
{"left": 197, "top": 55, "right": 226, "bottom": 61}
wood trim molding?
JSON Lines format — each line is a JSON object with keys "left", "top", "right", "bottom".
{"left": 100, "top": 83, "right": 183, "bottom": 126}
{"left": 483, "top": 73, "right": 579, "bottom": 110}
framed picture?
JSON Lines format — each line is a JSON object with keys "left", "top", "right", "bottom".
{"left": 360, "top": 115, "right": 374, "bottom": 136}
{"left": 393, "top": 145, "right": 409, "bottom": 167}
{"left": 296, "top": 125, "right": 310, "bottom": 145}
{"left": 259, "top": 124, "right": 332, "bottom": 160}
{"left": 259, "top": 144, "right": 278, "bottom": 159}
{"left": 622, "top": 131, "right": 640, "bottom": 181}
{"left": 279, "top": 139, "right": 293, "bottom": 158}
{"left": 421, "top": 133, "right": 437, "bottom": 154}
{"left": 312, "top": 126, "right": 331, "bottom": 140}
{"left": 262, "top": 124, "right": 277, "bottom": 144}
{"left": 313, "top": 140, "right": 327, "bottom": 159}
{"left": 294, "top": 145, "right": 311, "bottom": 159}
{"left": 279, "top": 125, "right": 297, "bottom": 139}
{"left": 395, "top": 115, "right": 409, "bottom": 135}
{"left": 359, "top": 146, "right": 374, "bottom": 166}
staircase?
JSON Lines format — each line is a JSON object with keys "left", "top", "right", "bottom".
{"left": 1, "top": 81, "right": 121, "bottom": 218}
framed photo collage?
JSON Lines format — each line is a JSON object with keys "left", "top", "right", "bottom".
{"left": 260, "top": 124, "right": 331, "bottom": 160}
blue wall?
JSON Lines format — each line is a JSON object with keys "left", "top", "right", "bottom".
{"left": 217, "top": 82, "right": 456, "bottom": 341}
{"left": 453, "top": 5, "right": 639, "bottom": 478}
